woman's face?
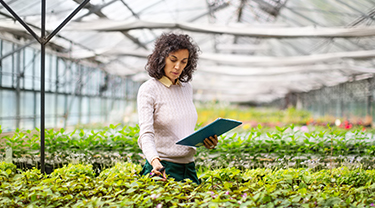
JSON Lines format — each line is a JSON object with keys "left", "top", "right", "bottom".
{"left": 163, "top": 49, "right": 189, "bottom": 84}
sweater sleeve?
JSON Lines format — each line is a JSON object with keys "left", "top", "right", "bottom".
{"left": 137, "top": 83, "right": 159, "bottom": 164}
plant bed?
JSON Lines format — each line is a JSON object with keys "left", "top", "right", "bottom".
{"left": 1, "top": 162, "right": 375, "bottom": 207}
{"left": 1, "top": 123, "right": 375, "bottom": 173}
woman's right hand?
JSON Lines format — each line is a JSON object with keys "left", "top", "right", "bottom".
{"left": 151, "top": 158, "right": 167, "bottom": 180}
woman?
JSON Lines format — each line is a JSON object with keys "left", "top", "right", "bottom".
{"left": 137, "top": 33, "right": 217, "bottom": 184}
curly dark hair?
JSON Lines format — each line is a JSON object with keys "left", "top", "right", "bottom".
{"left": 145, "top": 33, "right": 200, "bottom": 83}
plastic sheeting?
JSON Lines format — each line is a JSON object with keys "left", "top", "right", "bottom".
{"left": 59, "top": 19, "right": 375, "bottom": 38}
{"left": 0, "top": 0, "right": 374, "bottom": 103}
{"left": 2, "top": 19, "right": 375, "bottom": 38}
{"left": 62, "top": 47, "right": 375, "bottom": 66}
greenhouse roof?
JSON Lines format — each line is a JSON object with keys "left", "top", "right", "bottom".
{"left": 0, "top": 0, "right": 374, "bottom": 103}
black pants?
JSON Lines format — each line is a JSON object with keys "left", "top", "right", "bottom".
{"left": 140, "top": 160, "right": 200, "bottom": 184}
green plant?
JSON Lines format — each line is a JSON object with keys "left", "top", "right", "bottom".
{"left": 2, "top": 162, "right": 375, "bottom": 207}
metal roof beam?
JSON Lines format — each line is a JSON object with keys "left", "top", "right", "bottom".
{"left": 0, "top": 10, "right": 97, "bottom": 54}
{"left": 335, "top": 0, "right": 375, "bottom": 22}
{"left": 74, "top": 0, "right": 117, "bottom": 21}
{"left": 142, "top": 1, "right": 230, "bottom": 46}
{"left": 233, "top": 0, "right": 247, "bottom": 45}
{"left": 349, "top": 8, "right": 375, "bottom": 26}
{"left": 136, "top": 0, "right": 164, "bottom": 16}
{"left": 281, "top": 5, "right": 369, "bottom": 52}
{"left": 0, "top": 0, "right": 16, "bottom": 9}
{"left": 119, "top": 0, "right": 139, "bottom": 19}
{"left": 72, "top": 0, "right": 148, "bottom": 50}
{"left": 188, "top": 1, "right": 230, "bottom": 22}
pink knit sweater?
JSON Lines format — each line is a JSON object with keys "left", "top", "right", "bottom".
{"left": 137, "top": 77, "right": 198, "bottom": 164}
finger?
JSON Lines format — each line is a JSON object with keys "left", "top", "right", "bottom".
{"left": 210, "top": 136, "right": 218, "bottom": 145}
{"left": 203, "top": 140, "right": 210, "bottom": 148}
{"left": 152, "top": 167, "right": 164, "bottom": 174}
{"left": 162, "top": 171, "right": 167, "bottom": 179}
{"left": 203, "top": 140, "right": 212, "bottom": 149}
{"left": 151, "top": 169, "right": 167, "bottom": 180}
{"left": 204, "top": 138, "right": 215, "bottom": 149}
{"left": 207, "top": 137, "right": 216, "bottom": 146}
{"left": 210, "top": 135, "right": 218, "bottom": 141}
{"left": 203, "top": 138, "right": 210, "bottom": 147}
{"left": 151, "top": 170, "right": 161, "bottom": 176}
{"left": 204, "top": 138, "right": 214, "bottom": 146}
{"left": 204, "top": 141, "right": 213, "bottom": 149}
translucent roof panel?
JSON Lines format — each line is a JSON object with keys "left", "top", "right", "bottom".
{"left": 0, "top": 0, "right": 374, "bottom": 103}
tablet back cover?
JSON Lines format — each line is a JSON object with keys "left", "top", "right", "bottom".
{"left": 176, "top": 118, "right": 242, "bottom": 147}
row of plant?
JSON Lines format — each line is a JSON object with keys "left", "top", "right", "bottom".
{"left": 196, "top": 105, "right": 371, "bottom": 128}
{"left": 1, "top": 123, "right": 375, "bottom": 172}
{"left": 196, "top": 106, "right": 313, "bottom": 126}
{"left": 0, "top": 124, "right": 143, "bottom": 171}
{"left": 1, "top": 161, "right": 375, "bottom": 207}
{"left": 197, "top": 124, "right": 375, "bottom": 170}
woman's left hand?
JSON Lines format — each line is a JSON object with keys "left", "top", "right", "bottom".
{"left": 203, "top": 135, "right": 218, "bottom": 149}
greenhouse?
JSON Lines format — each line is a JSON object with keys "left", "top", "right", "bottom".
{"left": 0, "top": 0, "right": 375, "bottom": 207}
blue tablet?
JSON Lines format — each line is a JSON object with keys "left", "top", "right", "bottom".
{"left": 176, "top": 118, "right": 242, "bottom": 147}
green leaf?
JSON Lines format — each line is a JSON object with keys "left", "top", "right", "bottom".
{"left": 291, "top": 195, "right": 301, "bottom": 203}
{"left": 79, "top": 130, "right": 85, "bottom": 137}
{"left": 70, "top": 129, "right": 77, "bottom": 136}
{"left": 30, "top": 194, "right": 37, "bottom": 202}
{"left": 326, "top": 123, "right": 331, "bottom": 130}
{"left": 126, "top": 188, "right": 136, "bottom": 194}
{"left": 289, "top": 123, "right": 295, "bottom": 130}
{"left": 302, "top": 175, "right": 311, "bottom": 184}
{"left": 5, "top": 169, "right": 11, "bottom": 175}
{"left": 253, "top": 192, "right": 261, "bottom": 202}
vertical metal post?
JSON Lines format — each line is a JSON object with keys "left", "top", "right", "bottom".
{"left": 124, "top": 77, "right": 128, "bottom": 101}
{"left": 33, "top": 50, "right": 37, "bottom": 129}
{"left": 88, "top": 96, "right": 91, "bottom": 124}
{"left": 64, "top": 93, "right": 68, "bottom": 129}
{"left": 55, "top": 57, "right": 59, "bottom": 127}
{"left": 78, "top": 66, "right": 82, "bottom": 125}
{"left": 0, "top": 40, "right": 2, "bottom": 123}
{"left": 16, "top": 44, "right": 21, "bottom": 129}
{"left": 368, "top": 79, "right": 373, "bottom": 122}
{"left": 40, "top": 0, "right": 46, "bottom": 173}
{"left": 22, "top": 49, "right": 26, "bottom": 93}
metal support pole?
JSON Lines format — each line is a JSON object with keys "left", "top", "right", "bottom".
{"left": 0, "top": 40, "right": 2, "bottom": 120}
{"left": 32, "top": 50, "right": 37, "bottom": 129}
{"left": 368, "top": 79, "right": 373, "bottom": 120}
{"left": 0, "top": 0, "right": 90, "bottom": 174}
{"left": 40, "top": 0, "right": 46, "bottom": 174}
{"left": 78, "top": 66, "right": 82, "bottom": 125}
{"left": 88, "top": 96, "right": 91, "bottom": 124}
{"left": 64, "top": 92, "right": 68, "bottom": 129}
{"left": 55, "top": 57, "right": 59, "bottom": 127}
{"left": 15, "top": 44, "right": 20, "bottom": 129}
